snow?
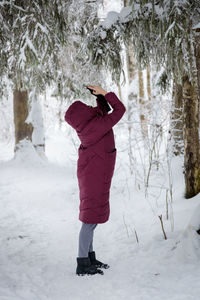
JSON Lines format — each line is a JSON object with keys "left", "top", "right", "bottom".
{"left": 19, "top": 32, "right": 38, "bottom": 68}
{"left": 98, "top": 0, "right": 122, "bottom": 20}
{"left": 193, "top": 22, "right": 200, "bottom": 30}
{"left": 164, "top": 21, "right": 176, "bottom": 38}
{"left": 99, "top": 11, "right": 120, "bottom": 29}
{"left": 175, "top": 202, "right": 200, "bottom": 261}
{"left": 119, "top": 6, "right": 133, "bottom": 23}
{"left": 99, "top": 6, "right": 133, "bottom": 30}
{"left": 1, "top": 127, "right": 200, "bottom": 300}
{"left": 28, "top": 93, "right": 45, "bottom": 156}
{"left": 1, "top": 1, "right": 200, "bottom": 298}
{"left": 100, "top": 30, "right": 107, "bottom": 40}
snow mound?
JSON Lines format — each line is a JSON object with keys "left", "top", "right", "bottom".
{"left": 174, "top": 204, "right": 200, "bottom": 261}
{"left": 193, "top": 22, "right": 200, "bottom": 30}
{"left": 13, "top": 139, "right": 48, "bottom": 167}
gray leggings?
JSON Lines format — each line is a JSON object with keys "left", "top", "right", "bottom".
{"left": 78, "top": 223, "right": 97, "bottom": 257}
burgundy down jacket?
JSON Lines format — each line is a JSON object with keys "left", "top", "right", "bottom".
{"left": 65, "top": 92, "right": 126, "bottom": 224}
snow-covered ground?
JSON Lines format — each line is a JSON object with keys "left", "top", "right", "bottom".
{"left": 1, "top": 129, "right": 200, "bottom": 300}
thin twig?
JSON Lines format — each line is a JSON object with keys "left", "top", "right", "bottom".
{"left": 123, "top": 214, "right": 129, "bottom": 238}
{"left": 134, "top": 229, "right": 139, "bottom": 244}
{"left": 158, "top": 214, "right": 167, "bottom": 240}
{"left": 166, "top": 189, "right": 169, "bottom": 220}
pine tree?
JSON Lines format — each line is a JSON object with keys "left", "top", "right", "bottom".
{"left": 0, "top": 0, "right": 104, "bottom": 155}
{"left": 0, "top": 0, "right": 70, "bottom": 154}
{"left": 57, "top": 0, "right": 106, "bottom": 102}
{"left": 85, "top": 0, "right": 200, "bottom": 198}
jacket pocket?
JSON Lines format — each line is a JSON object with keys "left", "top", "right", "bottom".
{"left": 77, "top": 150, "right": 96, "bottom": 177}
{"left": 105, "top": 148, "right": 117, "bottom": 183}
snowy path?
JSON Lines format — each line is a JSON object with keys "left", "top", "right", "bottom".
{"left": 1, "top": 150, "right": 200, "bottom": 300}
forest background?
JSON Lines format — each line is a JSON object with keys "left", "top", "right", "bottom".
{"left": 0, "top": 1, "right": 200, "bottom": 299}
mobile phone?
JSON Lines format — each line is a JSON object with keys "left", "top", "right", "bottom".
{"left": 86, "top": 87, "right": 95, "bottom": 95}
{"left": 85, "top": 86, "right": 111, "bottom": 112}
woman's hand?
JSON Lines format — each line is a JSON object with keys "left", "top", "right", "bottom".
{"left": 87, "top": 85, "right": 108, "bottom": 96}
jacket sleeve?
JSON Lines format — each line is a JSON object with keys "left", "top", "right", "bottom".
{"left": 80, "top": 92, "right": 126, "bottom": 146}
{"left": 103, "top": 92, "right": 126, "bottom": 127}
{"left": 96, "top": 97, "right": 108, "bottom": 115}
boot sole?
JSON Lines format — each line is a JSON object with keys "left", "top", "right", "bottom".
{"left": 76, "top": 270, "right": 104, "bottom": 276}
{"left": 76, "top": 273, "right": 104, "bottom": 276}
{"left": 92, "top": 264, "right": 110, "bottom": 269}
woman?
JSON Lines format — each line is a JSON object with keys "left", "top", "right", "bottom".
{"left": 65, "top": 85, "right": 126, "bottom": 276}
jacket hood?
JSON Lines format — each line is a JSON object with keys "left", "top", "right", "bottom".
{"left": 65, "top": 100, "right": 97, "bottom": 131}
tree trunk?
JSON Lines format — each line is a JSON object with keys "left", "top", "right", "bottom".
{"left": 126, "top": 41, "right": 137, "bottom": 124}
{"left": 117, "top": 83, "right": 122, "bottom": 102}
{"left": 182, "top": 75, "right": 200, "bottom": 198}
{"left": 146, "top": 64, "right": 151, "bottom": 102}
{"left": 146, "top": 64, "right": 152, "bottom": 136}
{"left": 126, "top": 42, "right": 136, "bottom": 174}
{"left": 126, "top": 42, "right": 136, "bottom": 84}
{"left": 13, "top": 89, "right": 33, "bottom": 152}
{"left": 194, "top": 29, "right": 200, "bottom": 127}
{"left": 124, "top": 0, "right": 136, "bottom": 86}
{"left": 124, "top": 0, "right": 137, "bottom": 174}
{"left": 124, "top": 0, "right": 129, "bottom": 8}
{"left": 138, "top": 69, "right": 148, "bottom": 137}
{"left": 171, "top": 80, "right": 184, "bottom": 156}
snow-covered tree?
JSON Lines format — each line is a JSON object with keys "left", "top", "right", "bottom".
{"left": 0, "top": 0, "right": 106, "bottom": 155}
{"left": 55, "top": 0, "right": 107, "bottom": 103}
{"left": 85, "top": 0, "right": 200, "bottom": 198}
{"left": 0, "top": 0, "right": 71, "bottom": 91}
{"left": 0, "top": 0, "right": 70, "bottom": 154}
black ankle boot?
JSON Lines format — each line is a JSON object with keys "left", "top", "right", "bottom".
{"left": 76, "top": 257, "right": 104, "bottom": 276}
{"left": 88, "top": 251, "right": 110, "bottom": 269}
